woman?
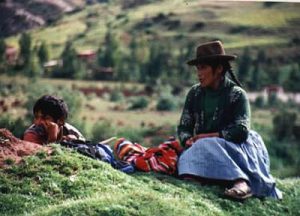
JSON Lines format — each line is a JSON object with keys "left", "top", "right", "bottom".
{"left": 177, "top": 41, "right": 282, "bottom": 200}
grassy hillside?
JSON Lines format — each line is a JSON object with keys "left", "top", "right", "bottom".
{"left": 5, "top": 1, "right": 300, "bottom": 58}
{"left": 0, "top": 145, "right": 299, "bottom": 216}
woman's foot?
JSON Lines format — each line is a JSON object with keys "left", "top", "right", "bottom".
{"left": 224, "top": 180, "right": 252, "bottom": 201}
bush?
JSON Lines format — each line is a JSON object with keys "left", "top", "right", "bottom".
{"left": 69, "top": 119, "right": 88, "bottom": 140}
{"left": 128, "top": 96, "right": 148, "bottom": 110}
{"left": 254, "top": 96, "right": 267, "bottom": 108}
{"left": 190, "top": 22, "right": 205, "bottom": 32}
{"left": 156, "top": 95, "right": 176, "bottom": 111}
{"left": 268, "top": 92, "right": 279, "bottom": 107}
{"left": 293, "top": 125, "right": 300, "bottom": 140}
{"left": 91, "top": 120, "right": 115, "bottom": 143}
{"left": 273, "top": 110, "right": 297, "bottom": 140}
{"left": 109, "top": 90, "right": 124, "bottom": 102}
{"left": 164, "top": 19, "right": 181, "bottom": 30}
{"left": 229, "top": 26, "right": 249, "bottom": 34}
{"left": 116, "top": 127, "right": 145, "bottom": 144}
{"left": 0, "top": 115, "right": 29, "bottom": 138}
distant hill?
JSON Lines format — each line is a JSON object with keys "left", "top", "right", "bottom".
{"left": 0, "top": 0, "right": 85, "bottom": 37}
{"left": 2, "top": 1, "right": 300, "bottom": 64}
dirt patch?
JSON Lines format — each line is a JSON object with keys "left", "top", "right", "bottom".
{"left": 0, "top": 128, "right": 51, "bottom": 168}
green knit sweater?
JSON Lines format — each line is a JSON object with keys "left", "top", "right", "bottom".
{"left": 177, "top": 77, "right": 251, "bottom": 147}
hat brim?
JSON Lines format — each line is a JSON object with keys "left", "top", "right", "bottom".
{"left": 187, "top": 55, "right": 237, "bottom": 66}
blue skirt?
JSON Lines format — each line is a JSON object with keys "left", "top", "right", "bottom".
{"left": 178, "top": 130, "right": 282, "bottom": 199}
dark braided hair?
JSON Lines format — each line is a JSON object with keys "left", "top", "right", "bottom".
{"left": 33, "top": 95, "right": 68, "bottom": 122}
{"left": 222, "top": 61, "right": 243, "bottom": 87}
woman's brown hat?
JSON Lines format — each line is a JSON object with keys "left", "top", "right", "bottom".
{"left": 187, "top": 40, "right": 237, "bottom": 66}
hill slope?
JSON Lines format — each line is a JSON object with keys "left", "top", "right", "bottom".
{"left": 0, "top": 0, "right": 85, "bottom": 37}
{"left": 0, "top": 145, "right": 299, "bottom": 216}
{"left": 4, "top": 0, "right": 300, "bottom": 60}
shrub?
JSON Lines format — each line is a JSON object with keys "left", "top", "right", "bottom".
{"left": 190, "top": 22, "right": 205, "bottom": 32}
{"left": 116, "top": 127, "right": 145, "bottom": 143}
{"left": 254, "top": 96, "right": 267, "bottom": 108}
{"left": 293, "top": 125, "right": 300, "bottom": 140}
{"left": 128, "top": 96, "right": 148, "bottom": 110}
{"left": 0, "top": 115, "right": 29, "bottom": 138}
{"left": 4, "top": 158, "right": 15, "bottom": 165}
{"left": 164, "top": 19, "right": 180, "bottom": 30}
{"left": 69, "top": 119, "right": 88, "bottom": 140}
{"left": 229, "top": 26, "right": 249, "bottom": 34}
{"left": 109, "top": 90, "right": 124, "bottom": 102}
{"left": 268, "top": 92, "right": 279, "bottom": 107}
{"left": 273, "top": 110, "right": 297, "bottom": 140}
{"left": 156, "top": 95, "right": 176, "bottom": 111}
{"left": 91, "top": 120, "right": 115, "bottom": 143}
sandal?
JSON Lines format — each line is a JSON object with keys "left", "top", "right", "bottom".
{"left": 224, "top": 181, "right": 252, "bottom": 201}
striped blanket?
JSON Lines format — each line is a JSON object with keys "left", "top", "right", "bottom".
{"left": 114, "top": 137, "right": 183, "bottom": 175}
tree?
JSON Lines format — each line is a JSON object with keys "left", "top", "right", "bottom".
{"left": 144, "top": 41, "right": 167, "bottom": 84}
{"left": 128, "top": 35, "right": 140, "bottom": 81}
{"left": 283, "top": 64, "right": 300, "bottom": 93}
{"left": 73, "top": 60, "right": 86, "bottom": 80}
{"left": 97, "top": 29, "right": 123, "bottom": 80}
{"left": 25, "top": 50, "right": 41, "bottom": 79}
{"left": 249, "top": 50, "right": 266, "bottom": 90}
{"left": 176, "top": 42, "right": 194, "bottom": 83}
{"left": 59, "top": 41, "right": 85, "bottom": 79}
{"left": 98, "top": 30, "right": 120, "bottom": 68}
{"left": 0, "top": 38, "right": 5, "bottom": 64}
{"left": 19, "top": 33, "right": 32, "bottom": 68}
{"left": 266, "top": 62, "right": 280, "bottom": 85}
{"left": 238, "top": 47, "right": 252, "bottom": 87}
{"left": 37, "top": 41, "right": 50, "bottom": 66}
{"left": 0, "top": 38, "right": 6, "bottom": 73}
{"left": 250, "top": 61, "right": 259, "bottom": 90}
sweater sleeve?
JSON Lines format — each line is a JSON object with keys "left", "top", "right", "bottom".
{"left": 23, "top": 131, "right": 44, "bottom": 144}
{"left": 220, "top": 87, "right": 250, "bottom": 144}
{"left": 177, "top": 87, "right": 196, "bottom": 147}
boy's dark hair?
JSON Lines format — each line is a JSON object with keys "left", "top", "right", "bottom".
{"left": 33, "top": 95, "right": 68, "bottom": 122}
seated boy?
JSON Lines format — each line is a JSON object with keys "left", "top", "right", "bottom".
{"left": 23, "top": 95, "right": 85, "bottom": 144}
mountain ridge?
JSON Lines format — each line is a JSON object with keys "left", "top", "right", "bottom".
{"left": 0, "top": 0, "right": 85, "bottom": 37}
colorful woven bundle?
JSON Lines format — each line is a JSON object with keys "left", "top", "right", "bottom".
{"left": 114, "top": 137, "right": 183, "bottom": 175}
{"left": 114, "top": 138, "right": 146, "bottom": 162}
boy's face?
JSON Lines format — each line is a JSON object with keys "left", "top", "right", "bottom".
{"left": 34, "top": 110, "right": 64, "bottom": 127}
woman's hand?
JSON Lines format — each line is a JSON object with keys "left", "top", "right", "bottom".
{"left": 185, "top": 138, "right": 194, "bottom": 147}
{"left": 185, "top": 132, "right": 220, "bottom": 147}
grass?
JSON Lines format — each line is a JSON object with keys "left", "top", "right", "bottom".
{"left": 219, "top": 3, "right": 300, "bottom": 28}
{"left": 0, "top": 145, "right": 299, "bottom": 216}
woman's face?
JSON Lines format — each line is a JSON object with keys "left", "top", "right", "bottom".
{"left": 196, "top": 64, "right": 222, "bottom": 89}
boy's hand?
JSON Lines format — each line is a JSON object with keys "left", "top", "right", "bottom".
{"left": 36, "top": 119, "right": 61, "bottom": 143}
{"left": 61, "top": 134, "right": 78, "bottom": 141}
